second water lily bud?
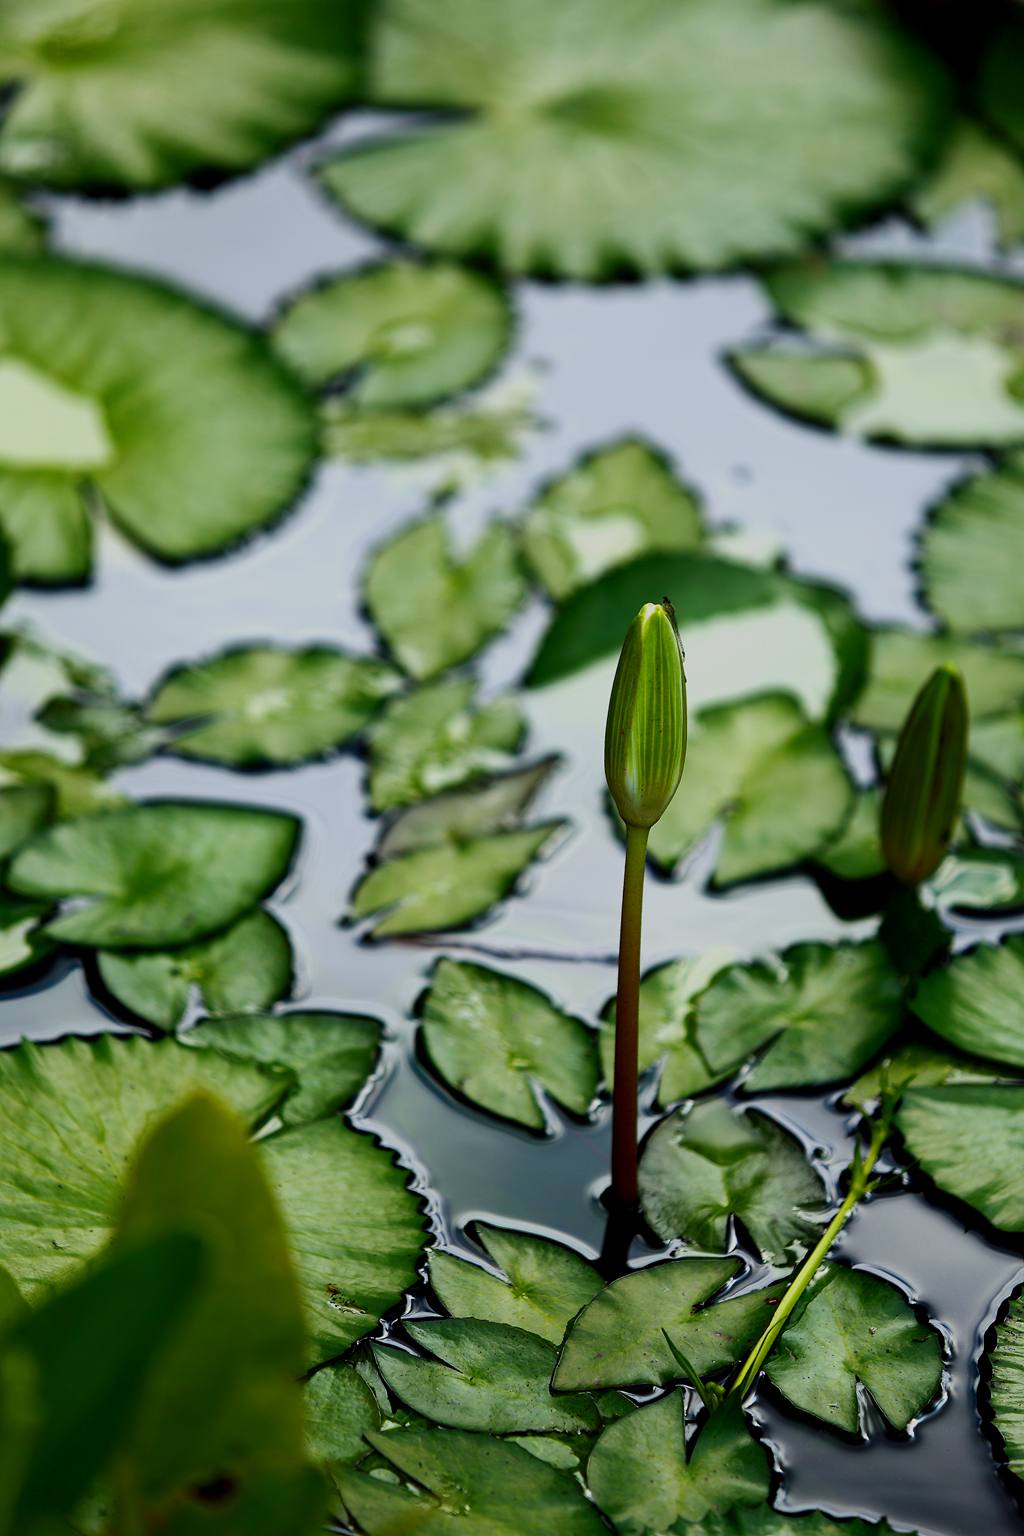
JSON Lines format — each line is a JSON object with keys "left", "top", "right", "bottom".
{"left": 605, "top": 600, "right": 687, "bottom": 830}
{"left": 880, "top": 663, "right": 968, "bottom": 886}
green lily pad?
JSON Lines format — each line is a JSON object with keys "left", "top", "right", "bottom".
{"left": 910, "top": 118, "right": 1024, "bottom": 251}
{"left": 0, "top": 783, "right": 51, "bottom": 860}
{"left": 146, "top": 645, "right": 400, "bottom": 768}
{"left": 429, "top": 1225, "right": 602, "bottom": 1347}
{"left": 844, "top": 1041, "right": 1003, "bottom": 1114}
{"left": 374, "top": 758, "right": 558, "bottom": 859}
{"left": 897, "top": 1084, "right": 1024, "bottom": 1232}
{"left": 909, "top": 938, "right": 1024, "bottom": 1070}
{"left": 920, "top": 460, "right": 1024, "bottom": 637}
{"left": 599, "top": 952, "right": 733, "bottom": 1105}
{"left": 305, "top": 1363, "right": 381, "bottom": 1484}
{"left": 8, "top": 800, "right": 300, "bottom": 949}
{"left": 646, "top": 693, "right": 851, "bottom": 884}
{"left": 365, "top": 512, "right": 526, "bottom": 681}
{"left": 695, "top": 1512, "right": 909, "bottom": 1535}
{"left": 813, "top": 790, "right": 886, "bottom": 883}
{"left": 732, "top": 261, "right": 1024, "bottom": 449}
{"left": 338, "top": 1425, "right": 608, "bottom": 1535}
{"left": 979, "top": 12, "right": 1024, "bottom": 169}
{"left": 969, "top": 712, "right": 1024, "bottom": 786}
{"left": 988, "top": 1291, "right": 1024, "bottom": 1487}
{"left": 639, "top": 1100, "right": 827, "bottom": 1263}
{"left": 927, "top": 845, "right": 1024, "bottom": 916}
{"left": 0, "top": 895, "right": 52, "bottom": 977}
{"left": 420, "top": 959, "right": 598, "bottom": 1131}
{"left": 587, "top": 1393, "right": 769, "bottom": 1534}
{"left": 36, "top": 693, "right": 160, "bottom": 773}
{"left": 0, "top": 1033, "right": 426, "bottom": 1364}
{"left": 692, "top": 941, "right": 902, "bottom": 1094}
{"left": 319, "top": 0, "right": 947, "bottom": 280}
{"left": 764, "top": 1265, "right": 943, "bottom": 1434}
{"left": 374, "top": 1318, "right": 599, "bottom": 1434}
{"left": 0, "top": 0, "right": 363, "bottom": 191}
{"left": 272, "top": 260, "right": 512, "bottom": 408}
{"left": 522, "top": 439, "right": 703, "bottom": 600}
{"left": 322, "top": 394, "right": 534, "bottom": 471}
{"left": 0, "top": 749, "right": 122, "bottom": 819}
{"left": 0, "top": 182, "right": 44, "bottom": 255}
{"left": 182, "top": 1009, "right": 382, "bottom": 1124}
{"left": 95, "top": 909, "right": 293, "bottom": 1030}
{"left": 0, "top": 256, "right": 317, "bottom": 583}
{"left": 553, "top": 1257, "right": 781, "bottom": 1392}
{"left": 850, "top": 628, "right": 1024, "bottom": 733}
{"left": 368, "top": 678, "right": 525, "bottom": 811}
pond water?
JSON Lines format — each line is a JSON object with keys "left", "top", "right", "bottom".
{"left": 3, "top": 113, "right": 1024, "bottom": 1535}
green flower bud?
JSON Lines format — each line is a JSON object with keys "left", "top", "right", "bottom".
{"left": 880, "top": 663, "right": 968, "bottom": 886}
{"left": 605, "top": 600, "right": 687, "bottom": 830}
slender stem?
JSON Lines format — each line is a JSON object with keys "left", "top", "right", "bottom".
{"left": 611, "top": 823, "right": 649, "bottom": 1207}
{"left": 727, "top": 1113, "right": 890, "bottom": 1402}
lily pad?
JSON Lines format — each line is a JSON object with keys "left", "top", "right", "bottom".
{"left": 338, "top": 1425, "right": 608, "bottom": 1535}
{"left": 272, "top": 261, "right": 512, "bottom": 408}
{"left": 322, "top": 394, "right": 534, "bottom": 470}
{"left": 850, "top": 627, "right": 1024, "bottom": 733}
{"left": 844, "top": 1041, "right": 1002, "bottom": 1114}
{"left": 420, "top": 959, "right": 598, "bottom": 1131}
{"left": 0, "top": 183, "right": 44, "bottom": 254}
{"left": 692, "top": 941, "right": 902, "bottom": 1093}
{"left": 764, "top": 1265, "right": 943, "bottom": 1434}
{"left": 897, "top": 1084, "right": 1024, "bottom": 1232}
{"left": 522, "top": 439, "right": 703, "bottom": 600}
{"left": 305, "top": 1364, "right": 381, "bottom": 1483}
{"left": 696, "top": 1513, "right": 909, "bottom": 1535}
{"left": 429, "top": 1224, "right": 602, "bottom": 1347}
{"left": 374, "top": 1318, "right": 599, "bottom": 1434}
{"left": 639, "top": 1100, "right": 827, "bottom": 1263}
{"left": 979, "top": 12, "right": 1024, "bottom": 168}
{"left": 0, "top": 0, "right": 364, "bottom": 191}
{"left": 599, "top": 952, "right": 732, "bottom": 1106}
{"left": 553, "top": 1257, "right": 781, "bottom": 1392}
{"left": 0, "top": 748, "right": 122, "bottom": 819}
{"left": 375, "top": 758, "right": 558, "bottom": 859}
{"left": 920, "top": 460, "right": 1024, "bottom": 636}
{"left": 37, "top": 693, "right": 160, "bottom": 773}
{"left": 0, "top": 782, "right": 51, "bottom": 860}
{"left": 587, "top": 1393, "right": 769, "bottom": 1534}
{"left": 8, "top": 800, "right": 300, "bottom": 949}
{"left": 0, "top": 256, "right": 317, "bottom": 582}
{"left": 731, "top": 261, "right": 1024, "bottom": 449}
{"left": 0, "top": 1032, "right": 426, "bottom": 1363}
{"left": 319, "top": 0, "right": 947, "bottom": 279}
{"left": 910, "top": 118, "right": 1024, "bottom": 251}
{"left": 989, "top": 1291, "right": 1024, "bottom": 1487}
{"left": 909, "top": 938, "right": 1024, "bottom": 1070}
{"left": 146, "top": 645, "right": 400, "bottom": 768}
{"left": 0, "top": 895, "right": 52, "bottom": 977}
{"left": 182, "top": 1008, "right": 382, "bottom": 1123}
{"left": 368, "top": 678, "right": 525, "bottom": 811}
{"left": 365, "top": 513, "right": 527, "bottom": 681}
{"left": 95, "top": 909, "right": 293, "bottom": 1030}
{"left": 646, "top": 693, "right": 851, "bottom": 884}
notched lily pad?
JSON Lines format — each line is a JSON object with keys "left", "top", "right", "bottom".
{"left": 920, "top": 459, "right": 1024, "bottom": 637}
{"left": 429, "top": 1224, "right": 602, "bottom": 1346}
{"left": 367, "top": 678, "right": 525, "bottom": 812}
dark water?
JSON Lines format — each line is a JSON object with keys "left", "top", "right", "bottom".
{"left": 4, "top": 113, "right": 1024, "bottom": 1535}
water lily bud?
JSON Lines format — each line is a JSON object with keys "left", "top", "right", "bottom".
{"left": 605, "top": 600, "right": 687, "bottom": 830}
{"left": 880, "top": 663, "right": 968, "bottom": 886}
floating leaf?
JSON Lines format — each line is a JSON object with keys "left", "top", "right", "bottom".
{"left": 0, "top": 0, "right": 363, "bottom": 191}
{"left": 851, "top": 627, "right": 1024, "bottom": 733}
{"left": 182, "top": 1009, "right": 382, "bottom": 1124}
{"left": 319, "top": 0, "right": 947, "bottom": 280}
{"left": 909, "top": 938, "right": 1024, "bottom": 1070}
{"left": 979, "top": 12, "right": 1024, "bottom": 171}
{"left": 764, "top": 1265, "right": 943, "bottom": 1434}
{"left": 553, "top": 1258, "right": 780, "bottom": 1393}
{"left": 368, "top": 678, "right": 525, "bottom": 811}
{"left": 322, "top": 394, "right": 533, "bottom": 470}
{"left": 366, "top": 513, "right": 526, "bottom": 681}
{"left": 692, "top": 941, "right": 902, "bottom": 1093}
{"left": 587, "top": 1393, "right": 768, "bottom": 1534}
{"left": 0, "top": 784, "right": 51, "bottom": 861}
{"left": 920, "top": 460, "right": 1024, "bottom": 636}
{"left": 646, "top": 693, "right": 851, "bottom": 884}
{"left": 0, "top": 749, "right": 121, "bottom": 819}
{"left": 639, "top": 1100, "right": 826, "bottom": 1263}
{"left": 522, "top": 439, "right": 703, "bottom": 600}
{"left": 910, "top": 118, "right": 1024, "bottom": 250}
{"left": 0, "top": 256, "right": 316, "bottom": 582}
{"left": 813, "top": 791, "right": 886, "bottom": 883}
{"left": 9, "top": 800, "right": 299, "bottom": 949}
{"left": 375, "top": 1318, "right": 599, "bottom": 1434}
{"left": 0, "top": 897, "right": 52, "bottom": 978}
{"left": 375, "top": 758, "right": 557, "bottom": 859}
{"left": 694, "top": 1512, "right": 908, "bottom": 1535}
{"left": 96, "top": 909, "right": 293, "bottom": 1030}
{"left": 36, "top": 694, "right": 159, "bottom": 773}
{"left": 599, "top": 952, "right": 732, "bottom": 1105}
{"left": 420, "top": 959, "right": 597, "bottom": 1131}
{"left": 845, "top": 1042, "right": 1001, "bottom": 1114}
{"left": 146, "top": 646, "right": 400, "bottom": 768}
{"left": 732, "top": 261, "right": 1024, "bottom": 448}
{"left": 338, "top": 1425, "right": 608, "bottom": 1534}
{"left": 429, "top": 1225, "right": 602, "bottom": 1346}
{"left": 0, "top": 183, "right": 44, "bottom": 255}
{"left": 0, "top": 1034, "right": 425, "bottom": 1362}
{"left": 897, "top": 1084, "right": 1024, "bottom": 1232}
{"left": 272, "top": 261, "right": 512, "bottom": 408}
{"left": 305, "top": 1364, "right": 381, "bottom": 1489}
{"left": 989, "top": 1291, "right": 1024, "bottom": 1487}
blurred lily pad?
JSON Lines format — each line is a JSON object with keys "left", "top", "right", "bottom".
{"left": 909, "top": 937, "right": 1024, "bottom": 1069}
{"left": 322, "top": 394, "right": 535, "bottom": 471}
{"left": 910, "top": 118, "right": 1024, "bottom": 251}
{"left": 0, "top": 896, "right": 52, "bottom": 978}
{"left": 978, "top": 12, "right": 1024, "bottom": 172}
{"left": 897, "top": 1084, "right": 1024, "bottom": 1232}
{"left": 920, "top": 458, "right": 1024, "bottom": 636}
{"left": 0, "top": 749, "right": 122, "bottom": 819}
{"left": 0, "top": 783, "right": 51, "bottom": 861}
{"left": 988, "top": 1291, "right": 1024, "bottom": 1489}
{"left": 429, "top": 1224, "right": 602, "bottom": 1346}
{"left": 599, "top": 952, "right": 732, "bottom": 1106}
{"left": 0, "top": 183, "right": 44, "bottom": 254}
{"left": 319, "top": 0, "right": 947, "bottom": 279}
{"left": 851, "top": 627, "right": 1024, "bottom": 733}
{"left": 368, "top": 678, "right": 525, "bottom": 811}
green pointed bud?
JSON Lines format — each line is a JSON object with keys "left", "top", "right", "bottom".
{"left": 605, "top": 600, "right": 687, "bottom": 830}
{"left": 880, "top": 663, "right": 968, "bottom": 886}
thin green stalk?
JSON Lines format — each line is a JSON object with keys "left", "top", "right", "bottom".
{"left": 611, "top": 823, "right": 649, "bottom": 1207}
{"left": 727, "top": 1111, "right": 890, "bottom": 1401}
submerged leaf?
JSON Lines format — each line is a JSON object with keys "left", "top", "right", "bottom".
{"left": 429, "top": 1225, "right": 602, "bottom": 1347}
{"left": 367, "top": 678, "right": 525, "bottom": 811}
{"left": 920, "top": 459, "right": 1024, "bottom": 637}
